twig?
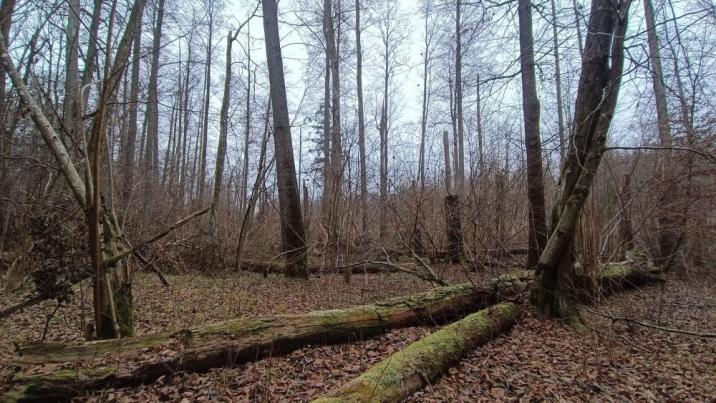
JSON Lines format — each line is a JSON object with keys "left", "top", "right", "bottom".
{"left": 133, "top": 250, "right": 170, "bottom": 287}
{"left": 40, "top": 300, "right": 62, "bottom": 343}
{"left": 604, "top": 146, "right": 716, "bottom": 164}
{"left": 587, "top": 308, "right": 716, "bottom": 338}
{"left": 106, "top": 206, "right": 211, "bottom": 266}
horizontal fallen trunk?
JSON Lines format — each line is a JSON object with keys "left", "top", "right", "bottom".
{"left": 573, "top": 263, "right": 663, "bottom": 302}
{"left": 5, "top": 273, "right": 532, "bottom": 402}
{"left": 313, "top": 303, "right": 519, "bottom": 403}
{"left": 5, "top": 264, "right": 661, "bottom": 402}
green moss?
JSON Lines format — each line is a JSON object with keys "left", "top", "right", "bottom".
{"left": 601, "top": 263, "right": 632, "bottom": 279}
{"left": 313, "top": 303, "right": 517, "bottom": 402}
{"left": 114, "top": 283, "right": 134, "bottom": 337}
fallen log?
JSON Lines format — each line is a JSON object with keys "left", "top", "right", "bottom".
{"left": 5, "top": 273, "right": 532, "bottom": 402}
{"left": 4, "top": 264, "right": 661, "bottom": 402}
{"left": 313, "top": 303, "right": 519, "bottom": 403}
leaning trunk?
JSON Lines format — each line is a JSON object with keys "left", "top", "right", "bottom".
{"left": 531, "top": 0, "right": 631, "bottom": 326}
{"left": 262, "top": 0, "right": 308, "bottom": 277}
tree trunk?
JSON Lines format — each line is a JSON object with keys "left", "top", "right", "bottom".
{"left": 476, "top": 75, "right": 484, "bottom": 172}
{"left": 530, "top": 0, "right": 631, "bottom": 326}
{"left": 241, "top": 31, "right": 251, "bottom": 214}
{"left": 550, "top": 0, "right": 567, "bottom": 162}
{"left": 618, "top": 173, "right": 635, "bottom": 259}
{"left": 643, "top": 0, "right": 685, "bottom": 272}
{"left": 355, "top": 0, "right": 368, "bottom": 236}
{"left": 518, "top": 0, "right": 548, "bottom": 269}
{"left": 198, "top": 12, "right": 213, "bottom": 203}
{"left": 262, "top": 0, "right": 308, "bottom": 278}
{"left": 571, "top": 0, "right": 584, "bottom": 57}
{"left": 445, "top": 194, "right": 464, "bottom": 264}
{"left": 442, "top": 130, "right": 452, "bottom": 194}
{"left": 313, "top": 303, "right": 518, "bottom": 403}
{"left": 7, "top": 274, "right": 532, "bottom": 401}
{"left": 324, "top": 0, "right": 342, "bottom": 271}
{"left": 210, "top": 31, "right": 234, "bottom": 234}
{"left": 5, "top": 266, "right": 661, "bottom": 400}
{"left": 121, "top": 8, "right": 143, "bottom": 203}
{"left": 454, "top": 0, "right": 465, "bottom": 191}
{"left": 143, "top": 0, "right": 165, "bottom": 214}
{"left": 379, "top": 101, "right": 388, "bottom": 240}
{"left": 0, "top": 0, "right": 17, "bottom": 227}
{"left": 419, "top": 8, "right": 431, "bottom": 189}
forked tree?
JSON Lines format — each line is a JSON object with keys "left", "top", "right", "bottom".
{"left": 531, "top": 0, "right": 632, "bottom": 325}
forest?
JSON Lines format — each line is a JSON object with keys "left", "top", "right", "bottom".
{"left": 0, "top": 0, "right": 714, "bottom": 400}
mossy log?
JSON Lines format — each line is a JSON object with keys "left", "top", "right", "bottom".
{"left": 573, "top": 263, "right": 663, "bottom": 302}
{"left": 313, "top": 303, "right": 518, "bottom": 403}
{"left": 4, "top": 265, "right": 661, "bottom": 402}
{"left": 5, "top": 273, "right": 531, "bottom": 402}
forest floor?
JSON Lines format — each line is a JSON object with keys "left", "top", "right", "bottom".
{"left": 1, "top": 265, "right": 714, "bottom": 402}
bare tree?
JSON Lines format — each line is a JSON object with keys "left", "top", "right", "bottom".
{"left": 517, "top": 0, "right": 548, "bottom": 269}
{"left": 643, "top": 0, "right": 685, "bottom": 271}
{"left": 262, "top": 0, "right": 308, "bottom": 278}
{"left": 531, "top": 0, "right": 631, "bottom": 325}
{"left": 143, "top": 0, "right": 165, "bottom": 213}
{"left": 355, "top": 0, "right": 368, "bottom": 235}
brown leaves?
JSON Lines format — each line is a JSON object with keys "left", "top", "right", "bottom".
{"left": 2, "top": 269, "right": 714, "bottom": 401}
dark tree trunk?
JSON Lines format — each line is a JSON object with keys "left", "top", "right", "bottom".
{"left": 262, "top": 0, "right": 308, "bottom": 278}
{"left": 643, "top": 0, "right": 685, "bottom": 272}
{"left": 531, "top": 0, "right": 631, "bottom": 326}
{"left": 121, "top": 7, "right": 142, "bottom": 203}
{"left": 445, "top": 194, "right": 464, "bottom": 264}
{"left": 143, "top": 0, "right": 165, "bottom": 214}
{"left": 355, "top": 0, "right": 368, "bottom": 236}
{"left": 517, "top": 0, "right": 548, "bottom": 269}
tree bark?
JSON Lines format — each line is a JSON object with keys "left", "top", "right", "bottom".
{"left": 5, "top": 266, "right": 661, "bottom": 400}
{"left": 7, "top": 274, "right": 532, "bottom": 401}
{"left": 643, "top": 0, "right": 685, "bottom": 272}
{"left": 210, "top": 31, "right": 234, "bottom": 234}
{"left": 445, "top": 195, "right": 464, "bottom": 264}
{"left": 550, "top": 0, "right": 567, "bottom": 162}
{"left": 518, "top": 0, "right": 548, "bottom": 269}
{"left": 198, "top": 9, "right": 214, "bottom": 203}
{"left": 442, "top": 130, "right": 452, "bottom": 194}
{"left": 143, "top": 0, "right": 165, "bottom": 214}
{"left": 121, "top": 7, "right": 143, "bottom": 203}
{"left": 531, "top": 0, "right": 631, "bottom": 326}
{"left": 454, "top": 0, "right": 465, "bottom": 191}
{"left": 262, "top": 0, "right": 308, "bottom": 278}
{"left": 313, "top": 303, "right": 518, "bottom": 403}
{"left": 355, "top": 0, "right": 368, "bottom": 236}
{"left": 323, "top": 0, "right": 343, "bottom": 271}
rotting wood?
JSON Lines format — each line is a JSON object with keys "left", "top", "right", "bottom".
{"left": 313, "top": 303, "right": 519, "bottom": 403}
{"left": 5, "top": 273, "right": 531, "bottom": 402}
{"left": 4, "top": 265, "right": 661, "bottom": 402}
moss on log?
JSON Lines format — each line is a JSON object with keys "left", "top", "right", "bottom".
{"left": 5, "top": 273, "right": 531, "bottom": 402}
{"left": 4, "top": 264, "right": 661, "bottom": 402}
{"left": 313, "top": 303, "right": 519, "bottom": 403}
